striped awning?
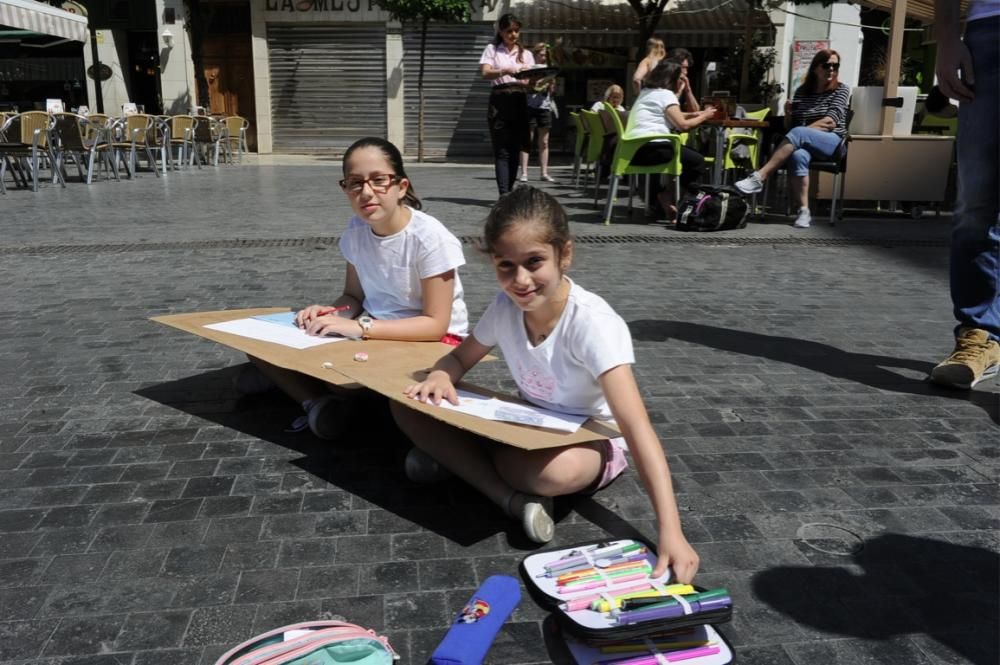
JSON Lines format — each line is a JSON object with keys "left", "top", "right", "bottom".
{"left": 512, "top": 0, "right": 773, "bottom": 49}
{"left": 859, "top": 0, "right": 969, "bottom": 24}
{"left": 0, "top": 0, "right": 88, "bottom": 42}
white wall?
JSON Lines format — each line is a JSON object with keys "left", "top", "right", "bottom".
{"left": 157, "top": 0, "right": 198, "bottom": 114}
{"left": 828, "top": 3, "right": 862, "bottom": 91}
{"left": 81, "top": 29, "right": 130, "bottom": 113}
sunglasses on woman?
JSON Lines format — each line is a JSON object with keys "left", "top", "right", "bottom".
{"left": 821, "top": 62, "right": 840, "bottom": 71}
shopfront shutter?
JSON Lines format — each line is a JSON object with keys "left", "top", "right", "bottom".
{"left": 267, "top": 24, "right": 386, "bottom": 153}
{"left": 402, "top": 23, "right": 495, "bottom": 160}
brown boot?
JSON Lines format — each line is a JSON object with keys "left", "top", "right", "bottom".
{"left": 930, "top": 327, "right": 1000, "bottom": 389}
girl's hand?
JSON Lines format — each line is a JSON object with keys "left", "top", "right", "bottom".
{"left": 295, "top": 304, "right": 330, "bottom": 329}
{"left": 404, "top": 370, "right": 459, "bottom": 405}
{"left": 304, "top": 314, "right": 357, "bottom": 338}
{"left": 654, "top": 532, "right": 699, "bottom": 583}
{"left": 810, "top": 116, "right": 836, "bottom": 131}
{"left": 784, "top": 99, "right": 794, "bottom": 115}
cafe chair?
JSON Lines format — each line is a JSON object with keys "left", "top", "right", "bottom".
{"left": 801, "top": 108, "right": 854, "bottom": 225}
{"left": 0, "top": 111, "right": 66, "bottom": 192}
{"left": 50, "top": 112, "right": 118, "bottom": 185}
{"left": 600, "top": 105, "right": 683, "bottom": 225}
{"left": 570, "top": 112, "right": 588, "bottom": 187}
{"left": 168, "top": 115, "right": 195, "bottom": 168}
{"left": 189, "top": 115, "right": 227, "bottom": 168}
{"left": 223, "top": 116, "right": 250, "bottom": 163}
{"left": 722, "top": 107, "right": 771, "bottom": 179}
{"left": 578, "top": 110, "right": 607, "bottom": 194}
{"left": 116, "top": 114, "right": 161, "bottom": 178}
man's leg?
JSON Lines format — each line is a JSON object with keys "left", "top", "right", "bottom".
{"left": 931, "top": 16, "right": 1000, "bottom": 389}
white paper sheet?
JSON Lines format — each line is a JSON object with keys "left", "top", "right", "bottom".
{"left": 417, "top": 389, "right": 587, "bottom": 432}
{"left": 204, "top": 318, "right": 348, "bottom": 350}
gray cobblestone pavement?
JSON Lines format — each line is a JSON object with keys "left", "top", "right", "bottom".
{"left": 1, "top": 160, "right": 996, "bottom": 665}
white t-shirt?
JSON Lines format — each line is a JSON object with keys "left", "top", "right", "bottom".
{"left": 624, "top": 87, "right": 680, "bottom": 140}
{"left": 472, "top": 279, "right": 635, "bottom": 420}
{"left": 339, "top": 208, "right": 469, "bottom": 336}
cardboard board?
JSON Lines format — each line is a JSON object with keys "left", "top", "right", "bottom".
{"left": 151, "top": 309, "right": 620, "bottom": 450}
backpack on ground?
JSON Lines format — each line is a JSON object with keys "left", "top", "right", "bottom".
{"left": 676, "top": 185, "right": 750, "bottom": 232}
{"left": 214, "top": 620, "right": 398, "bottom": 665}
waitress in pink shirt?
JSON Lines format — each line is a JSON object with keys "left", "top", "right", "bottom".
{"left": 479, "top": 13, "right": 535, "bottom": 196}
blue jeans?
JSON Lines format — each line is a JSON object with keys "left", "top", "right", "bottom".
{"left": 783, "top": 126, "right": 844, "bottom": 176}
{"left": 951, "top": 16, "right": 1000, "bottom": 341}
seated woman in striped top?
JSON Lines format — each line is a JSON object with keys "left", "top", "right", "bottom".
{"left": 735, "top": 49, "right": 850, "bottom": 229}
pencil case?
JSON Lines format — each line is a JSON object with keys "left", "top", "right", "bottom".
{"left": 429, "top": 574, "right": 522, "bottom": 664}
{"left": 212, "top": 620, "right": 398, "bottom": 665}
{"left": 519, "top": 538, "right": 734, "bottom": 659}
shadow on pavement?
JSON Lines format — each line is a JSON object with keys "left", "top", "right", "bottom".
{"left": 629, "top": 320, "right": 999, "bottom": 425}
{"left": 136, "top": 366, "right": 524, "bottom": 548}
{"left": 753, "top": 533, "right": 999, "bottom": 665}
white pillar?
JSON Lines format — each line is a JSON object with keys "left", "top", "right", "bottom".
{"left": 250, "top": 5, "right": 272, "bottom": 154}
{"left": 386, "top": 21, "right": 405, "bottom": 148}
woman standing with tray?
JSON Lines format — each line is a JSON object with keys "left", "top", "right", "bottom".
{"left": 480, "top": 13, "right": 536, "bottom": 196}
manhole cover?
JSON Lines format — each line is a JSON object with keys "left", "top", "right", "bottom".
{"left": 795, "top": 522, "right": 865, "bottom": 556}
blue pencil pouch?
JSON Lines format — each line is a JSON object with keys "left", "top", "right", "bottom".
{"left": 429, "top": 574, "right": 522, "bottom": 665}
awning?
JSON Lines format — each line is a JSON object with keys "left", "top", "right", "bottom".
{"left": 0, "top": 0, "right": 88, "bottom": 42}
{"left": 859, "top": 0, "right": 969, "bottom": 24}
{"left": 512, "top": 0, "right": 772, "bottom": 49}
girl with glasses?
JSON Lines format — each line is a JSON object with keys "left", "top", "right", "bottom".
{"left": 240, "top": 137, "right": 469, "bottom": 441}
{"left": 735, "top": 49, "right": 850, "bottom": 229}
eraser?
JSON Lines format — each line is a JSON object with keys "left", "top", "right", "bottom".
{"left": 353, "top": 352, "right": 369, "bottom": 362}
{"left": 321, "top": 361, "right": 334, "bottom": 369}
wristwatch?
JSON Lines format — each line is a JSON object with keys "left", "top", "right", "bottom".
{"left": 357, "top": 315, "right": 374, "bottom": 340}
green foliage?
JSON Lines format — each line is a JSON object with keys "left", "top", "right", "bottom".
{"left": 371, "top": 0, "right": 470, "bottom": 23}
{"left": 715, "top": 35, "right": 783, "bottom": 104}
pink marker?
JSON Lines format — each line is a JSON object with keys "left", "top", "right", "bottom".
{"left": 596, "top": 645, "right": 721, "bottom": 665}
{"left": 557, "top": 582, "right": 656, "bottom": 612}
{"left": 556, "top": 572, "right": 648, "bottom": 594}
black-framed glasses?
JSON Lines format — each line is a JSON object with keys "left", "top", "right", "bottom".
{"left": 339, "top": 173, "right": 401, "bottom": 194}
{"left": 821, "top": 62, "right": 840, "bottom": 71}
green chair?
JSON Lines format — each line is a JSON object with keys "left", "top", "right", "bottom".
{"left": 579, "top": 109, "right": 607, "bottom": 195}
{"left": 569, "top": 111, "right": 588, "bottom": 187}
{"left": 600, "top": 105, "right": 683, "bottom": 225}
{"left": 722, "top": 107, "right": 771, "bottom": 176}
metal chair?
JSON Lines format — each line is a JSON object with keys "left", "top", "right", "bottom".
{"left": 109, "top": 114, "right": 161, "bottom": 178}
{"left": 600, "top": 105, "right": 684, "bottom": 225}
{"left": 189, "top": 116, "right": 228, "bottom": 167}
{"left": 168, "top": 115, "right": 195, "bottom": 168}
{"left": 223, "top": 116, "right": 250, "bottom": 163}
{"left": 0, "top": 111, "right": 66, "bottom": 192}
{"left": 579, "top": 109, "right": 609, "bottom": 198}
{"left": 50, "top": 112, "right": 118, "bottom": 184}
{"left": 569, "top": 111, "right": 589, "bottom": 187}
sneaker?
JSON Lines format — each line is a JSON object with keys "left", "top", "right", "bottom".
{"left": 735, "top": 171, "right": 764, "bottom": 194}
{"left": 404, "top": 447, "right": 454, "bottom": 484}
{"left": 518, "top": 173, "right": 528, "bottom": 182}
{"left": 793, "top": 207, "right": 812, "bottom": 228}
{"left": 540, "top": 173, "right": 555, "bottom": 182}
{"left": 232, "top": 363, "right": 274, "bottom": 396}
{"left": 306, "top": 395, "right": 350, "bottom": 440}
{"left": 507, "top": 492, "right": 554, "bottom": 543}
{"left": 930, "top": 327, "right": 1000, "bottom": 389}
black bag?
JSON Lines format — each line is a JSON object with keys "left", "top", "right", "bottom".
{"left": 676, "top": 185, "right": 749, "bottom": 232}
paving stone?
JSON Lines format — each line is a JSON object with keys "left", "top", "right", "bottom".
{"left": 1, "top": 163, "right": 996, "bottom": 665}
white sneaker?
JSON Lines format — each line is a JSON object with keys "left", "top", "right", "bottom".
{"left": 735, "top": 171, "right": 764, "bottom": 194}
{"left": 506, "top": 492, "right": 554, "bottom": 543}
{"left": 793, "top": 207, "right": 812, "bottom": 228}
{"left": 518, "top": 173, "right": 528, "bottom": 182}
{"left": 404, "top": 447, "right": 453, "bottom": 484}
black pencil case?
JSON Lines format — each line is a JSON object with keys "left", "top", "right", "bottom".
{"left": 519, "top": 537, "right": 734, "bottom": 662}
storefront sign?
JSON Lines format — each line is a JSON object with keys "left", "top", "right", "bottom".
{"left": 790, "top": 40, "right": 828, "bottom": 92}
{"left": 264, "top": 0, "right": 380, "bottom": 12}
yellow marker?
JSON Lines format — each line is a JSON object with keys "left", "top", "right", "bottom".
{"left": 590, "top": 584, "right": 695, "bottom": 613}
